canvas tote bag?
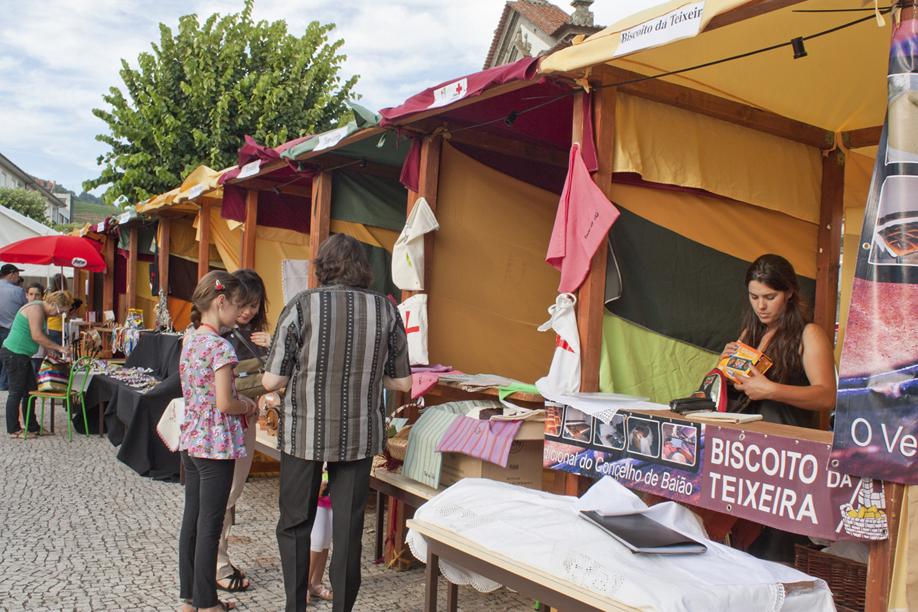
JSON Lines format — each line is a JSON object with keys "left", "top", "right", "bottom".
{"left": 392, "top": 197, "right": 439, "bottom": 291}
{"left": 397, "top": 294, "right": 429, "bottom": 366}
{"left": 535, "top": 293, "right": 581, "bottom": 395}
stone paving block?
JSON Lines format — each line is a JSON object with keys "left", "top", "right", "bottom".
{"left": 0, "top": 392, "right": 532, "bottom": 611}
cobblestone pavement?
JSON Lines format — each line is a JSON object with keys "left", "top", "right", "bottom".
{"left": 0, "top": 393, "right": 532, "bottom": 611}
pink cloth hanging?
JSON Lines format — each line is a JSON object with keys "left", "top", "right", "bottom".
{"left": 546, "top": 143, "right": 620, "bottom": 293}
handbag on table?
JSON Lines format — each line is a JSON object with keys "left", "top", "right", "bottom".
{"left": 231, "top": 329, "right": 267, "bottom": 399}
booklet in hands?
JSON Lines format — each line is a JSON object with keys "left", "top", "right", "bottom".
{"left": 579, "top": 510, "right": 708, "bottom": 555}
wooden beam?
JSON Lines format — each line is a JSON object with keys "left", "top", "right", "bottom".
{"left": 399, "top": 134, "right": 442, "bottom": 304}
{"left": 308, "top": 172, "right": 332, "bottom": 289}
{"left": 197, "top": 201, "right": 212, "bottom": 280}
{"left": 577, "top": 88, "right": 614, "bottom": 395}
{"left": 234, "top": 177, "right": 312, "bottom": 197}
{"left": 102, "top": 237, "right": 115, "bottom": 315}
{"left": 814, "top": 150, "right": 845, "bottom": 341}
{"left": 241, "top": 190, "right": 258, "bottom": 269}
{"left": 157, "top": 218, "right": 171, "bottom": 296}
{"left": 843, "top": 125, "right": 883, "bottom": 149}
{"left": 307, "top": 154, "right": 403, "bottom": 181}
{"left": 596, "top": 65, "right": 834, "bottom": 149}
{"left": 445, "top": 125, "right": 568, "bottom": 168}
{"left": 126, "top": 226, "right": 137, "bottom": 309}
{"left": 866, "top": 483, "right": 905, "bottom": 612}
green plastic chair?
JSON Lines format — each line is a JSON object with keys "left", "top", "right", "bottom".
{"left": 24, "top": 356, "right": 94, "bottom": 441}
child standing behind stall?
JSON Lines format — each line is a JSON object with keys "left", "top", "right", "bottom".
{"left": 178, "top": 271, "right": 258, "bottom": 612}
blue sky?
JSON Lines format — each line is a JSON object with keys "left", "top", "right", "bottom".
{"left": 0, "top": 1, "right": 629, "bottom": 196}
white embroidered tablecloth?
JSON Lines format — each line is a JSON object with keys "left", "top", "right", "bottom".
{"left": 406, "top": 477, "right": 834, "bottom": 612}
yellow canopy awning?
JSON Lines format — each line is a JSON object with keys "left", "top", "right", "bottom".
{"left": 541, "top": 0, "right": 890, "bottom": 133}
{"left": 136, "top": 165, "right": 233, "bottom": 215}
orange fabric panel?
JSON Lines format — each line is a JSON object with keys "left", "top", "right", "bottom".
{"left": 428, "top": 144, "right": 559, "bottom": 383}
{"left": 168, "top": 297, "right": 192, "bottom": 331}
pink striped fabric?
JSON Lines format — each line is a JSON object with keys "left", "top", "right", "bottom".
{"left": 435, "top": 417, "right": 523, "bottom": 468}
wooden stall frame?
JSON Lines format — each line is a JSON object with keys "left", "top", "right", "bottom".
{"left": 102, "top": 235, "right": 115, "bottom": 315}
{"left": 126, "top": 226, "right": 138, "bottom": 309}
{"left": 157, "top": 218, "right": 171, "bottom": 296}
{"left": 308, "top": 171, "right": 332, "bottom": 288}
{"left": 197, "top": 200, "right": 212, "bottom": 281}
{"left": 241, "top": 190, "right": 258, "bottom": 269}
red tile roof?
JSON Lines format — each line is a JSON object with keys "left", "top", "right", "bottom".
{"left": 484, "top": 1, "right": 572, "bottom": 68}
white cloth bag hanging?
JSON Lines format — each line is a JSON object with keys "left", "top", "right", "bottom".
{"left": 397, "top": 293, "right": 429, "bottom": 366}
{"left": 156, "top": 398, "right": 185, "bottom": 452}
{"left": 392, "top": 197, "right": 439, "bottom": 291}
{"left": 535, "top": 293, "right": 581, "bottom": 395}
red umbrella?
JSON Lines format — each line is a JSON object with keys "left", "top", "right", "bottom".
{"left": 0, "top": 235, "right": 106, "bottom": 272}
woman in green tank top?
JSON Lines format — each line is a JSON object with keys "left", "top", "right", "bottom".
{"left": 1, "top": 290, "right": 72, "bottom": 436}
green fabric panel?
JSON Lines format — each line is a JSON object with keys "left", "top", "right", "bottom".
{"left": 334, "top": 131, "right": 410, "bottom": 167}
{"left": 338, "top": 238, "right": 399, "bottom": 299}
{"left": 118, "top": 224, "right": 156, "bottom": 255}
{"left": 607, "top": 207, "right": 816, "bottom": 353}
{"left": 599, "top": 314, "right": 718, "bottom": 404}
{"left": 331, "top": 171, "right": 407, "bottom": 231}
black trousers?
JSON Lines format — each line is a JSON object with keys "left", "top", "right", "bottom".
{"left": 1, "top": 347, "right": 38, "bottom": 434}
{"left": 179, "top": 452, "right": 235, "bottom": 608}
{"left": 277, "top": 453, "right": 372, "bottom": 612}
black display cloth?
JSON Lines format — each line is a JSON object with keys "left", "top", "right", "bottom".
{"left": 80, "top": 332, "right": 184, "bottom": 480}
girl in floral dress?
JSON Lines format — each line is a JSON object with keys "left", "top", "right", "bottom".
{"left": 178, "top": 271, "right": 258, "bottom": 612}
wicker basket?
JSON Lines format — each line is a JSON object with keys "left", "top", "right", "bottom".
{"left": 794, "top": 544, "right": 867, "bottom": 612}
{"left": 386, "top": 425, "right": 412, "bottom": 462}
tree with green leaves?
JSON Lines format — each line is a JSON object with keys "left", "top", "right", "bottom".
{"left": 0, "top": 188, "right": 50, "bottom": 224}
{"left": 85, "top": 0, "right": 358, "bottom": 204}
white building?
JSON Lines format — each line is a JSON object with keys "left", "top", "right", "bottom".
{"left": 0, "top": 152, "right": 70, "bottom": 225}
{"left": 484, "top": 0, "right": 600, "bottom": 69}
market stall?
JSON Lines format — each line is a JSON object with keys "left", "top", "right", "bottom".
{"left": 369, "top": 2, "right": 913, "bottom": 609}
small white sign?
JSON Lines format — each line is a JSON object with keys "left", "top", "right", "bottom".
{"left": 428, "top": 78, "right": 469, "bottom": 109}
{"left": 614, "top": 1, "right": 705, "bottom": 58}
{"left": 117, "top": 211, "right": 132, "bottom": 225}
{"left": 313, "top": 126, "right": 351, "bottom": 151}
{"left": 237, "top": 159, "right": 261, "bottom": 179}
{"left": 94, "top": 221, "right": 106, "bottom": 233}
{"left": 184, "top": 183, "right": 207, "bottom": 201}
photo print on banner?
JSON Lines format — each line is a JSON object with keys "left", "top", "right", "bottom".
{"left": 830, "top": 14, "right": 918, "bottom": 485}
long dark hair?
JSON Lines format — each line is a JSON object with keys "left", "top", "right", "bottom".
{"left": 233, "top": 268, "right": 268, "bottom": 331}
{"left": 739, "top": 254, "right": 812, "bottom": 383}
{"left": 190, "top": 270, "right": 241, "bottom": 329}
{"left": 314, "top": 234, "right": 372, "bottom": 289}
{"left": 50, "top": 273, "right": 67, "bottom": 292}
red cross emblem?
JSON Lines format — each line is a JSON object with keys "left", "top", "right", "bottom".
{"left": 555, "top": 335, "right": 575, "bottom": 353}
{"left": 455, "top": 82, "right": 463, "bottom": 95}
{"left": 404, "top": 311, "right": 421, "bottom": 334}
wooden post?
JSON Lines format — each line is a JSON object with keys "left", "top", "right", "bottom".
{"left": 401, "top": 135, "right": 442, "bottom": 302}
{"left": 308, "top": 172, "right": 332, "bottom": 289}
{"left": 814, "top": 149, "right": 845, "bottom": 337}
{"left": 158, "top": 218, "right": 171, "bottom": 296}
{"left": 126, "top": 226, "right": 138, "bottom": 309}
{"left": 102, "top": 236, "right": 115, "bottom": 314}
{"left": 197, "top": 201, "right": 212, "bottom": 280}
{"left": 866, "top": 483, "right": 905, "bottom": 612}
{"left": 814, "top": 149, "right": 845, "bottom": 431}
{"left": 241, "top": 190, "right": 258, "bottom": 269}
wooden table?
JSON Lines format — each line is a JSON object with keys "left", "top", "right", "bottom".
{"left": 407, "top": 519, "right": 637, "bottom": 612}
{"left": 370, "top": 467, "right": 441, "bottom": 563}
{"left": 254, "top": 424, "right": 279, "bottom": 460}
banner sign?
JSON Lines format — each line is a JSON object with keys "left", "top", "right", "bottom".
{"left": 829, "top": 15, "right": 918, "bottom": 484}
{"left": 544, "top": 404, "right": 887, "bottom": 541}
{"left": 614, "top": 2, "right": 705, "bottom": 58}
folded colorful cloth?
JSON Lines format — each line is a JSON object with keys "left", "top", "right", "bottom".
{"left": 436, "top": 416, "right": 523, "bottom": 468}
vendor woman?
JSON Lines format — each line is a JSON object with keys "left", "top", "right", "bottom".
{"left": 726, "top": 254, "right": 836, "bottom": 428}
